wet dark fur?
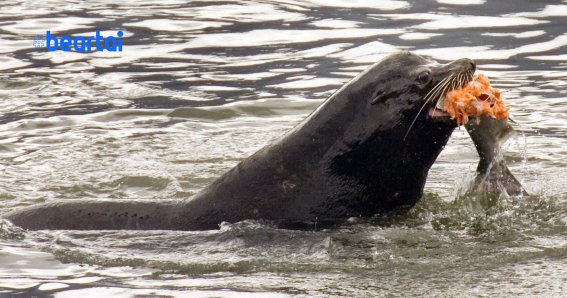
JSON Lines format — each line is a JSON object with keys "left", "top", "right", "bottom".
{"left": 3, "top": 52, "right": 475, "bottom": 230}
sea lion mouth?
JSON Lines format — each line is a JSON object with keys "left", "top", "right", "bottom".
{"left": 427, "top": 67, "right": 475, "bottom": 119}
{"left": 404, "top": 58, "right": 475, "bottom": 139}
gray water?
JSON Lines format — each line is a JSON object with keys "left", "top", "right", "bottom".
{"left": 0, "top": 0, "right": 566, "bottom": 297}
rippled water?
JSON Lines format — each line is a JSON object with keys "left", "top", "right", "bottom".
{"left": 0, "top": 0, "right": 566, "bottom": 297}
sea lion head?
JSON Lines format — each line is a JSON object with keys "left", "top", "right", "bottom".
{"left": 326, "top": 52, "right": 477, "bottom": 212}
{"left": 331, "top": 51, "right": 476, "bottom": 146}
{"left": 366, "top": 51, "right": 476, "bottom": 128}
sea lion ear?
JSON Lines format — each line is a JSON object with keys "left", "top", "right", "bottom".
{"left": 370, "top": 90, "right": 386, "bottom": 105}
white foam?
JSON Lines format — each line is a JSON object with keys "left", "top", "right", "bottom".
{"left": 0, "top": 38, "right": 34, "bottom": 54}
{"left": 437, "top": 0, "right": 485, "bottom": 5}
{"left": 510, "top": 5, "right": 567, "bottom": 18}
{"left": 330, "top": 41, "right": 405, "bottom": 63}
{"left": 311, "top": 19, "right": 361, "bottom": 29}
{"left": 171, "top": 3, "right": 306, "bottom": 22}
{"left": 124, "top": 19, "right": 228, "bottom": 32}
{"left": 185, "top": 28, "right": 403, "bottom": 48}
{"left": 371, "top": 13, "right": 446, "bottom": 21}
{"left": 399, "top": 32, "right": 442, "bottom": 40}
{"left": 268, "top": 77, "right": 345, "bottom": 89}
{"left": 305, "top": 0, "right": 409, "bottom": 10}
{"left": 526, "top": 55, "right": 567, "bottom": 61}
{"left": 37, "top": 283, "right": 69, "bottom": 291}
{"left": 478, "top": 64, "right": 518, "bottom": 69}
{"left": 414, "top": 15, "right": 547, "bottom": 30}
{"left": 1, "top": 17, "right": 104, "bottom": 35}
{"left": 415, "top": 34, "right": 567, "bottom": 60}
{"left": 0, "top": 56, "right": 31, "bottom": 70}
{"left": 482, "top": 30, "right": 546, "bottom": 39}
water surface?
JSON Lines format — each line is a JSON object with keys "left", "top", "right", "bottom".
{"left": 0, "top": 0, "right": 566, "bottom": 297}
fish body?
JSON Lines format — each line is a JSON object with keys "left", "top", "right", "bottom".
{"left": 465, "top": 115, "right": 527, "bottom": 196}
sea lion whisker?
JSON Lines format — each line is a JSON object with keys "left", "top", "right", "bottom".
{"left": 429, "top": 74, "right": 456, "bottom": 107}
{"left": 447, "top": 76, "right": 456, "bottom": 94}
{"left": 420, "top": 80, "right": 449, "bottom": 116}
{"left": 464, "top": 71, "right": 472, "bottom": 86}
{"left": 423, "top": 75, "right": 453, "bottom": 104}
{"left": 404, "top": 74, "right": 455, "bottom": 140}
{"left": 455, "top": 73, "right": 462, "bottom": 89}
{"left": 423, "top": 74, "right": 453, "bottom": 101}
{"left": 423, "top": 74, "right": 451, "bottom": 99}
{"left": 429, "top": 73, "right": 455, "bottom": 102}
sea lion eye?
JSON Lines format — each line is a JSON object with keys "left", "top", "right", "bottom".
{"left": 416, "top": 71, "right": 431, "bottom": 84}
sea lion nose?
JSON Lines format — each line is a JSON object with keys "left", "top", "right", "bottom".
{"left": 449, "top": 58, "right": 476, "bottom": 73}
{"left": 460, "top": 58, "right": 476, "bottom": 72}
{"left": 469, "top": 60, "right": 476, "bottom": 72}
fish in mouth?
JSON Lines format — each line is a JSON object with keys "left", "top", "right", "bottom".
{"left": 426, "top": 68, "right": 509, "bottom": 125}
{"left": 404, "top": 58, "right": 477, "bottom": 139}
{"left": 427, "top": 64, "right": 476, "bottom": 118}
{"left": 419, "top": 60, "right": 526, "bottom": 197}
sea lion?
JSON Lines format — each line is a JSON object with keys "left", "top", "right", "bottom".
{"left": 3, "top": 52, "right": 476, "bottom": 230}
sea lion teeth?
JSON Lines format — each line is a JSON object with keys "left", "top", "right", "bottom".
{"left": 436, "top": 98, "right": 445, "bottom": 110}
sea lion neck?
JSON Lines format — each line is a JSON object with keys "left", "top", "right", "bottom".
{"left": 276, "top": 66, "right": 390, "bottom": 161}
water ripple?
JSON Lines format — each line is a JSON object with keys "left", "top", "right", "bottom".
{"left": 0, "top": 0, "right": 565, "bottom": 296}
